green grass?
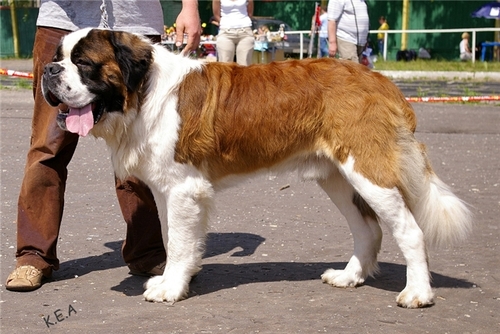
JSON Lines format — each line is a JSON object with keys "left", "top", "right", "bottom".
{"left": 373, "top": 59, "right": 500, "bottom": 72}
{"left": 14, "top": 79, "right": 32, "bottom": 89}
{"left": 0, "top": 78, "right": 32, "bottom": 90}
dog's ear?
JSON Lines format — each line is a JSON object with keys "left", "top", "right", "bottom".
{"left": 108, "top": 30, "right": 154, "bottom": 92}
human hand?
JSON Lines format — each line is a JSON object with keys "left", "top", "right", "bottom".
{"left": 329, "top": 40, "right": 337, "bottom": 58}
{"left": 175, "top": 1, "right": 201, "bottom": 54}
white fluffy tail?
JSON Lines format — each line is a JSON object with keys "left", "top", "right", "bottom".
{"left": 412, "top": 173, "right": 473, "bottom": 248}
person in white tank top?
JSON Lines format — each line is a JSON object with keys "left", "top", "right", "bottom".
{"left": 213, "top": 0, "right": 255, "bottom": 66}
{"left": 459, "top": 32, "right": 472, "bottom": 61}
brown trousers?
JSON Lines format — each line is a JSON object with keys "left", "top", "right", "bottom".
{"left": 15, "top": 27, "right": 165, "bottom": 277}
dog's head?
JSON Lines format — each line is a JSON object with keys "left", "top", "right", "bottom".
{"left": 42, "top": 28, "right": 154, "bottom": 136}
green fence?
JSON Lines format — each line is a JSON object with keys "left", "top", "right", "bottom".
{"left": 366, "top": 0, "right": 497, "bottom": 60}
{"left": 0, "top": 6, "right": 37, "bottom": 58}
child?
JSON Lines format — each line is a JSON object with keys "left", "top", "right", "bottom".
{"left": 459, "top": 32, "right": 472, "bottom": 61}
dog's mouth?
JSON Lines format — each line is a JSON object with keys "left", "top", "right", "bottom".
{"left": 49, "top": 92, "right": 105, "bottom": 137}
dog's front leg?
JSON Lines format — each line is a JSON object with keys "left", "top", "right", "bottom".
{"left": 143, "top": 177, "right": 213, "bottom": 303}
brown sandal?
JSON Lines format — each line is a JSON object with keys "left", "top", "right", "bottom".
{"left": 5, "top": 265, "right": 44, "bottom": 291}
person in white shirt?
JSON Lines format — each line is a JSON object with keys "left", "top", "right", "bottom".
{"left": 327, "top": 0, "right": 369, "bottom": 63}
{"left": 459, "top": 32, "right": 472, "bottom": 61}
{"left": 213, "top": 0, "right": 254, "bottom": 66}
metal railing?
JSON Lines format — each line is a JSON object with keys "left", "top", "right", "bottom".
{"left": 287, "top": 27, "right": 500, "bottom": 62}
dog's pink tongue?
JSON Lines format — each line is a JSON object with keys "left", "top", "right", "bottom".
{"left": 66, "top": 104, "right": 94, "bottom": 136}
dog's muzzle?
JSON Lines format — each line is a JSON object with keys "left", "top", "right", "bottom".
{"left": 42, "top": 63, "right": 65, "bottom": 107}
{"left": 44, "top": 62, "right": 63, "bottom": 79}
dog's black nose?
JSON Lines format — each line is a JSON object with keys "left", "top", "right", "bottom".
{"left": 44, "top": 63, "right": 63, "bottom": 77}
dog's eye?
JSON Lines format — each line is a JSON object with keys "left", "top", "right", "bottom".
{"left": 52, "top": 53, "right": 64, "bottom": 62}
{"left": 75, "top": 59, "right": 92, "bottom": 67}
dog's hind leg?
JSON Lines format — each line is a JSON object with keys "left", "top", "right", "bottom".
{"left": 337, "top": 156, "right": 434, "bottom": 308}
{"left": 143, "top": 176, "right": 213, "bottom": 303}
{"left": 318, "top": 168, "right": 382, "bottom": 288}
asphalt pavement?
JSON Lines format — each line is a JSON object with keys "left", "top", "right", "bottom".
{"left": 1, "top": 59, "right": 499, "bottom": 333}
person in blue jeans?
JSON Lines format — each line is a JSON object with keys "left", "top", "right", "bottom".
{"left": 318, "top": 6, "right": 329, "bottom": 57}
{"left": 311, "top": 5, "right": 329, "bottom": 58}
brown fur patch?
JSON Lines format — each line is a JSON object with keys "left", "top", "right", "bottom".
{"left": 175, "top": 58, "right": 417, "bottom": 187}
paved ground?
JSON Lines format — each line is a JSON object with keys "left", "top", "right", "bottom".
{"left": 1, "top": 61, "right": 499, "bottom": 333}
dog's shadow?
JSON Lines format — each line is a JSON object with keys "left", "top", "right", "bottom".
{"left": 54, "top": 240, "right": 124, "bottom": 281}
{"left": 109, "top": 232, "right": 475, "bottom": 297}
{"left": 55, "top": 232, "right": 265, "bottom": 282}
{"left": 204, "top": 232, "right": 266, "bottom": 258}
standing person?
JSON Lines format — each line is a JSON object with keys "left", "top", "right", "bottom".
{"left": 311, "top": 5, "right": 329, "bottom": 58}
{"left": 212, "top": 0, "right": 254, "bottom": 66}
{"left": 318, "top": 6, "right": 329, "bottom": 58}
{"left": 459, "top": 32, "right": 472, "bottom": 61}
{"left": 377, "top": 16, "right": 389, "bottom": 56}
{"left": 5, "top": 0, "right": 201, "bottom": 292}
{"left": 327, "top": 0, "right": 369, "bottom": 63}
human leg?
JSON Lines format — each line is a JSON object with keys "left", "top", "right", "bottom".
{"left": 460, "top": 52, "right": 472, "bottom": 61}
{"left": 216, "top": 29, "right": 236, "bottom": 63}
{"left": 319, "top": 37, "right": 329, "bottom": 58}
{"left": 116, "top": 34, "right": 166, "bottom": 276}
{"left": 235, "top": 27, "right": 255, "bottom": 66}
{"left": 337, "top": 38, "right": 364, "bottom": 63}
{"left": 378, "top": 39, "right": 384, "bottom": 55}
{"left": 7, "top": 27, "right": 77, "bottom": 291}
{"left": 117, "top": 176, "right": 166, "bottom": 274}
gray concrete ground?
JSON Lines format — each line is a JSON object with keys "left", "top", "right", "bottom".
{"left": 0, "top": 60, "right": 499, "bottom": 333}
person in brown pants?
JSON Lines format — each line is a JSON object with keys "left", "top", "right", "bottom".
{"left": 6, "top": 0, "right": 201, "bottom": 292}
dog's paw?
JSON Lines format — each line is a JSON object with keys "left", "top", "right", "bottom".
{"left": 143, "top": 275, "right": 189, "bottom": 303}
{"left": 396, "top": 287, "right": 434, "bottom": 308}
{"left": 144, "top": 275, "right": 165, "bottom": 290}
{"left": 321, "top": 268, "right": 364, "bottom": 287}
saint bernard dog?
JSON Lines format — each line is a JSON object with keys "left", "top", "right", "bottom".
{"left": 42, "top": 28, "right": 472, "bottom": 308}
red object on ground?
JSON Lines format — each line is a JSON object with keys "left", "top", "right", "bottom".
{"left": 0, "top": 68, "right": 34, "bottom": 79}
{"left": 406, "top": 95, "right": 500, "bottom": 102}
